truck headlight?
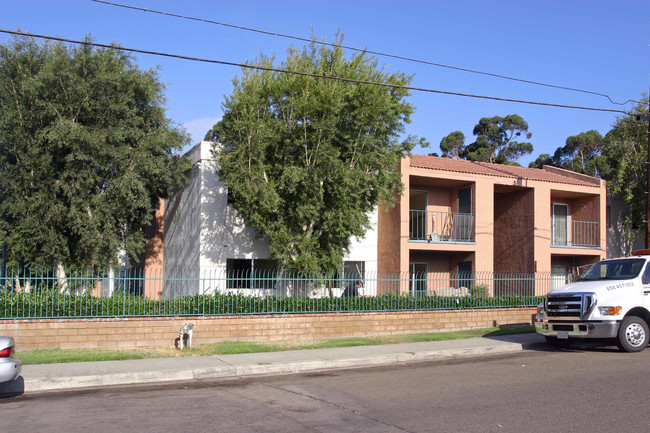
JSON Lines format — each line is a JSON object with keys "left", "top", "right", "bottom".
{"left": 598, "top": 306, "right": 622, "bottom": 316}
{"left": 536, "top": 303, "right": 545, "bottom": 316}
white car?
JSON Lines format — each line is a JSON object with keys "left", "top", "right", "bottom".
{"left": 0, "top": 336, "right": 21, "bottom": 383}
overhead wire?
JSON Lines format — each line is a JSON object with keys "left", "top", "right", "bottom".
{"left": 90, "top": 0, "right": 639, "bottom": 107}
{"left": 0, "top": 29, "right": 630, "bottom": 116}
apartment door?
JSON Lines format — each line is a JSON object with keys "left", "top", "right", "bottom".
{"left": 552, "top": 203, "right": 569, "bottom": 246}
{"left": 458, "top": 188, "right": 472, "bottom": 213}
{"left": 409, "top": 262, "right": 427, "bottom": 295}
{"left": 551, "top": 265, "right": 570, "bottom": 290}
{"left": 457, "top": 261, "right": 473, "bottom": 290}
{"left": 456, "top": 188, "right": 473, "bottom": 241}
{"left": 409, "top": 190, "right": 428, "bottom": 240}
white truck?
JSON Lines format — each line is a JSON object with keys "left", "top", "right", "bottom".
{"left": 535, "top": 251, "right": 650, "bottom": 352}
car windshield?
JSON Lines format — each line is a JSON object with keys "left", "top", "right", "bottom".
{"left": 579, "top": 258, "right": 645, "bottom": 281}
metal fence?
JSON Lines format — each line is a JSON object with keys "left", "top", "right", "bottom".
{"left": 0, "top": 267, "right": 560, "bottom": 319}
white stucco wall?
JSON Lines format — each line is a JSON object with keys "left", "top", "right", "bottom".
{"left": 164, "top": 142, "right": 271, "bottom": 274}
{"left": 163, "top": 145, "right": 202, "bottom": 272}
{"left": 196, "top": 142, "right": 271, "bottom": 273}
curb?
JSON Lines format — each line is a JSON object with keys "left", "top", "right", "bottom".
{"left": 1, "top": 335, "right": 547, "bottom": 396}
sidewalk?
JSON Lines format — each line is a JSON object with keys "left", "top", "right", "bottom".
{"left": 0, "top": 333, "right": 547, "bottom": 396}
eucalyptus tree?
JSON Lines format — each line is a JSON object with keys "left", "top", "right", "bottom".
{"left": 440, "top": 131, "right": 465, "bottom": 159}
{"left": 530, "top": 130, "right": 605, "bottom": 175}
{"left": 463, "top": 114, "right": 533, "bottom": 164}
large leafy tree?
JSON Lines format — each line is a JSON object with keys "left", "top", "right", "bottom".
{"left": 0, "top": 36, "right": 190, "bottom": 269}
{"left": 463, "top": 114, "right": 533, "bottom": 164}
{"left": 207, "top": 38, "right": 423, "bottom": 271}
{"left": 602, "top": 95, "right": 648, "bottom": 246}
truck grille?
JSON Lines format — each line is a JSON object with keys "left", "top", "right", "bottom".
{"left": 545, "top": 293, "right": 596, "bottom": 319}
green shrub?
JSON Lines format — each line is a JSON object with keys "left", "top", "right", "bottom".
{"left": 0, "top": 290, "right": 543, "bottom": 319}
{"left": 471, "top": 285, "right": 490, "bottom": 298}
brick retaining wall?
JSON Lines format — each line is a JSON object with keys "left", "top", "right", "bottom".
{"left": 0, "top": 308, "right": 535, "bottom": 351}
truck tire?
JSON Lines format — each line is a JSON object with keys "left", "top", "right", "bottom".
{"left": 544, "top": 336, "right": 572, "bottom": 349}
{"left": 616, "top": 316, "right": 649, "bottom": 353}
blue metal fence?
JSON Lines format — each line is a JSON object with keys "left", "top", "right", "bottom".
{"left": 0, "top": 267, "right": 556, "bottom": 319}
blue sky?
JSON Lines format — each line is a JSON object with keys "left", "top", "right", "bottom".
{"left": 2, "top": 0, "right": 648, "bottom": 166}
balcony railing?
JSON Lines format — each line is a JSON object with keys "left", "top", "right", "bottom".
{"left": 409, "top": 210, "right": 474, "bottom": 243}
{"left": 551, "top": 218, "right": 599, "bottom": 248}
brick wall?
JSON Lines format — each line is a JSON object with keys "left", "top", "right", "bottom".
{"left": 0, "top": 308, "right": 535, "bottom": 351}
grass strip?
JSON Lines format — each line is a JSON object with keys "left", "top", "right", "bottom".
{"left": 17, "top": 325, "right": 534, "bottom": 365}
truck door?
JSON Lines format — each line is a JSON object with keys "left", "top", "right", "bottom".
{"left": 642, "top": 263, "right": 650, "bottom": 308}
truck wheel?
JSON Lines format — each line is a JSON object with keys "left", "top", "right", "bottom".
{"left": 544, "top": 336, "right": 572, "bottom": 349}
{"left": 616, "top": 316, "right": 649, "bottom": 353}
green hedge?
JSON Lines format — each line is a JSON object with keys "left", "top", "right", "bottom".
{"left": 0, "top": 290, "right": 543, "bottom": 319}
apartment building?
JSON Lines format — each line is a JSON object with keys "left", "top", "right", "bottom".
{"left": 377, "top": 155, "right": 607, "bottom": 294}
{"left": 152, "top": 144, "right": 606, "bottom": 297}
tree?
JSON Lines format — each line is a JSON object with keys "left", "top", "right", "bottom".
{"left": 531, "top": 130, "right": 605, "bottom": 175}
{"left": 562, "top": 130, "right": 604, "bottom": 175}
{"left": 439, "top": 131, "right": 465, "bottom": 159}
{"left": 208, "top": 37, "right": 423, "bottom": 271}
{"left": 528, "top": 153, "right": 553, "bottom": 169}
{"left": 463, "top": 114, "right": 533, "bottom": 164}
{"left": 0, "top": 36, "right": 190, "bottom": 269}
{"left": 602, "top": 95, "right": 648, "bottom": 247}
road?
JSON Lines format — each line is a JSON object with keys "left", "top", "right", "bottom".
{"left": 2, "top": 345, "right": 650, "bottom": 433}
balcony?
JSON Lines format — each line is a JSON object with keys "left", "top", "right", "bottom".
{"left": 409, "top": 210, "right": 474, "bottom": 243}
{"left": 551, "top": 218, "right": 599, "bottom": 248}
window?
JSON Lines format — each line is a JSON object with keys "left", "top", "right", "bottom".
{"left": 226, "top": 258, "right": 279, "bottom": 289}
{"left": 330, "top": 261, "right": 365, "bottom": 289}
{"left": 226, "top": 259, "right": 251, "bottom": 289}
{"left": 252, "top": 259, "right": 279, "bottom": 289}
{"left": 343, "top": 261, "right": 365, "bottom": 282}
{"left": 580, "top": 259, "right": 645, "bottom": 281}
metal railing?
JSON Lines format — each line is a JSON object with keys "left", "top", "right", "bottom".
{"left": 409, "top": 210, "right": 474, "bottom": 242}
{"left": 551, "top": 219, "right": 599, "bottom": 248}
{"left": 0, "top": 267, "right": 560, "bottom": 319}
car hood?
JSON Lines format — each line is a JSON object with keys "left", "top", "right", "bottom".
{"left": 548, "top": 279, "right": 636, "bottom": 294}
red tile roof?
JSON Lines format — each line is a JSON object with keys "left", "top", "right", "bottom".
{"left": 409, "top": 155, "right": 602, "bottom": 187}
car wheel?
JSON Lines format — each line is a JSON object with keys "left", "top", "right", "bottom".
{"left": 616, "top": 316, "right": 649, "bottom": 353}
{"left": 544, "top": 336, "right": 573, "bottom": 349}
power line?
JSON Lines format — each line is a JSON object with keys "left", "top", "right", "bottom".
{"left": 90, "top": 0, "right": 639, "bottom": 107}
{"left": 0, "top": 29, "right": 630, "bottom": 115}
